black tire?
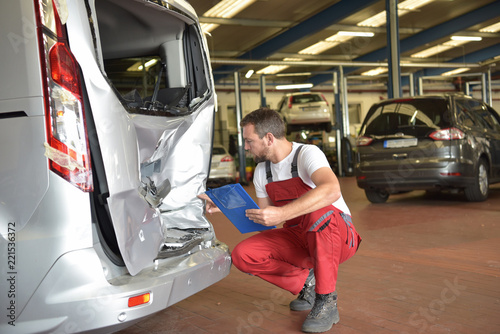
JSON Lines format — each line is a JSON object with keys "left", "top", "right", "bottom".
{"left": 464, "top": 159, "right": 489, "bottom": 202}
{"left": 284, "top": 120, "right": 292, "bottom": 135}
{"left": 365, "top": 189, "right": 389, "bottom": 203}
{"left": 325, "top": 122, "right": 332, "bottom": 133}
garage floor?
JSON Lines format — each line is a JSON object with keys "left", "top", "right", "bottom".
{"left": 117, "top": 177, "right": 500, "bottom": 334}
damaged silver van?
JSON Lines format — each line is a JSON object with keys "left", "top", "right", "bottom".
{"left": 0, "top": 0, "right": 230, "bottom": 333}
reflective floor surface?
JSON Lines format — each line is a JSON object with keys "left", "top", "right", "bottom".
{"left": 117, "top": 177, "right": 500, "bottom": 334}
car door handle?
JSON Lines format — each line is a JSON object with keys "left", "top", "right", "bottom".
{"left": 393, "top": 153, "right": 408, "bottom": 160}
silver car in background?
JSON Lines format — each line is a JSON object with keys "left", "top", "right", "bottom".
{"left": 0, "top": 0, "right": 230, "bottom": 333}
{"left": 277, "top": 92, "right": 333, "bottom": 135}
{"left": 209, "top": 145, "right": 237, "bottom": 185}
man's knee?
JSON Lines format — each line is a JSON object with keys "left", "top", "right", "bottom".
{"left": 231, "top": 241, "right": 250, "bottom": 271}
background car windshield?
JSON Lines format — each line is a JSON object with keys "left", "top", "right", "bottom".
{"left": 362, "top": 99, "right": 450, "bottom": 137}
{"left": 292, "top": 94, "right": 323, "bottom": 104}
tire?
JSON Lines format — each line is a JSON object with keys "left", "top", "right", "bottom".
{"left": 284, "top": 120, "right": 292, "bottom": 135}
{"left": 365, "top": 189, "right": 389, "bottom": 203}
{"left": 325, "top": 122, "right": 332, "bottom": 133}
{"left": 464, "top": 159, "right": 489, "bottom": 202}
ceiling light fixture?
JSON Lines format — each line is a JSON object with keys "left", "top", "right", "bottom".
{"left": 245, "top": 69, "right": 254, "bottom": 78}
{"left": 361, "top": 67, "right": 388, "bottom": 76}
{"left": 480, "top": 22, "right": 500, "bottom": 33}
{"left": 358, "top": 0, "right": 436, "bottom": 27}
{"left": 411, "top": 39, "right": 470, "bottom": 58}
{"left": 338, "top": 31, "right": 375, "bottom": 37}
{"left": 299, "top": 41, "right": 339, "bottom": 55}
{"left": 200, "top": 0, "right": 257, "bottom": 33}
{"left": 441, "top": 68, "right": 470, "bottom": 76}
{"left": 128, "top": 58, "right": 159, "bottom": 71}
{"left": 451, "top": 35, "right": 482, "bottom": 41}
{"left": 275, "top": 83, "right": 313, "bottom": 90}
{"left": 257, "top": 65, "right": 290, "bottom": 75}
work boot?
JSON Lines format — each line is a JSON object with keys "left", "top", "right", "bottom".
{"left": 290, "top": 269, "right": 315, "bottom": 311}
{"left": 301, "top": 292, "right": 339, "bottom": 333}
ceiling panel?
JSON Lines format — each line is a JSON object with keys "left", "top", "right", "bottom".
{"left": 187, "top": 0, "right": 500, "bottom": 84}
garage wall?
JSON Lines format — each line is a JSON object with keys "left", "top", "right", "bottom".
{"left": 212, "top": 83, "right": 500, "bottom": 147}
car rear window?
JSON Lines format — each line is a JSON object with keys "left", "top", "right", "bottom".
{"left": 361, "top": 99, "right": 451, "bottom": 137}
{"left": 292, "top": 94, "right": 323, "bottom": 104}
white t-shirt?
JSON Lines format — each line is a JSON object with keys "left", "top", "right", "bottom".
{"left": 253, "top": 142, "right": 351, "bottom": 215}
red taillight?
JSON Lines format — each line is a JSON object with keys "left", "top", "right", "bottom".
{"left": 221, "top": 155, "right": 234, "bottom": 162}
{"left": 288, "top": 96, "right": 293, "bottom": 109}
{"left": 321, "top": 94, "right": 329, "bottom": 106}
{"left": 429, "top": 128, "right": 465, "bottom": 141}
{"left": 356, "top": 136, "right": 373, "bottom": 146}
{"left": 50, "top": 42, "right": 81, "bottom": 96}
{"left": 35, "top": 0, "right": 93, "bottom": 191}
{"left": 440, "top": 172, "right": 462, "bottom": 176}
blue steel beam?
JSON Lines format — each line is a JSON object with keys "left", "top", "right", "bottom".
{"left": 421, "top": 43, "right": 500, "bottom": 77}
{"left": 213, "top": 0, "right": 379, "bottom": 81}
{"left": 309, "top": 0, "right": 500, "bottom": 85}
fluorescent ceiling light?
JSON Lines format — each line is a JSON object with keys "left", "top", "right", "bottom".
{"left": 480, "top": 22, "right": 500, "bottom": 33}
{"left": 276, "top": 72, "right": 312, "bottom": 77}
{"left": 451, "top": 36, "right": 482, "bottom": 41}
{"left": 299, "top": 41, "right": 339, "bottom": 55}
{"left": 441, "top": 68, "right": 470, "bottom": 76}
{"left": 361, "top": 67, "right": 388, "bottom": 76}
{"left": 411, "top": 39, "right": 469, "bottom": 58}
{"left": 358, "top": 0, "right": 436, "bottom": 27}
{"left": 257, "top": 65, "right": 290, "bottom": 75}
{"left": 127, "top": 58, "right": 158, "bottom": 71}
{"left": 201, "top": 0, "right": 257, "bottom": 33}
{"left": 245, "top": 69, "right": 254, "bottom": 78}
{"left": 398, "top": 0, "right": 434, "bottom": 11}
{"left": 338, "top": 31, "right": 375, "bottom": 37}
{"left": 299, "top": 33, "right": 356, "bottom": 55}
{"left": 256, "top": 58, "right": 304, "bottom": 75}
{"left": 357, "top": 12, "right": 386, "bottom": 27}
{"left": 275, "top": 83, "right": 313, "bottom": 90}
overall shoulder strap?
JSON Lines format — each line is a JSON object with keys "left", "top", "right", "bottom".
{"left": 265, "top": 160, "right": 273, "bottom": 183}
{"left": 291, "top": 145, "right": 304, "bottom": 178}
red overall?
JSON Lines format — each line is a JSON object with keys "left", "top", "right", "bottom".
{"left": 232, "top": 147, "right": 361, "bottom": 295}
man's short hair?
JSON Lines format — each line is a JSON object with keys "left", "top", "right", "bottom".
{"left": 240, "top": 108, "right": 286, "bottom": 139}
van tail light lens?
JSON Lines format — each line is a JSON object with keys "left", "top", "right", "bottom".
{"left": 128, "top": 292, "right": 151, "bottom": 307}
{"left": 35, "top": 0, "right": 93, "bottom": 192}
{"left": 288, "top": 96, "right": 293, "bottom": 109}
{"left": 429, "top": 128, "right": 465, "bottom": 141}
{"left": 356, "top": 136, "right": 373, "bottom": 146}
{"left": 221, "top": 155, "right": 234, "bottom": 162}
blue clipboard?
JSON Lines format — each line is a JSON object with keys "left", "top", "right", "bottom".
{"left": 205, "top": 183, "right": 275, "bottom": 234}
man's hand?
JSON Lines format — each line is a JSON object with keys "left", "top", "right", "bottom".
{"left": 197, "top": 193, "right": 221, "bottom": 214}
{"left": 245, "top": 206, "right": 284, "bottom": 227}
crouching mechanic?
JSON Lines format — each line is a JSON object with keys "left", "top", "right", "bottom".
{"left": 202, "top": 108, "right": 361, "bottom": 333}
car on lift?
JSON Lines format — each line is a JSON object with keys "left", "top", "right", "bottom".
{"left": 277, "top": 92, "right": 333, "bottom": 135}
{"left": 208, "top": 145, "right": 237, "bottom": 185}
{"left": 0, "top": 1, "right": 230, "bottom": 333}
{"left": 355, "top": 94, "right": 500, "bottom": 203}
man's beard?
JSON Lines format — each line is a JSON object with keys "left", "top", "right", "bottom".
{"left": 253, "top": 155, "right": 267, "bottom": 164}
{"left": 252, "top": 146, "right": 270, "bottom": 164}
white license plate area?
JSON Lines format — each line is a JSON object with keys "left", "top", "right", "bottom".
{"left": 211, "top": 162, "right": 220, "bottom": 168}
{"left": 384, "top": 138, "right": 418, "bottom": 148}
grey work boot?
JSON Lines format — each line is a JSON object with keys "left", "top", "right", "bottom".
{"left": 301, "top": 292, "right": 339, "bottom": 333}
{"left": 290, "top": 269, "right": 315, "bottom": 311}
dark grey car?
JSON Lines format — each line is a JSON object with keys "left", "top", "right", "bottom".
{"left": 355, "top": 94, "right": 500, "bottom": 203}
